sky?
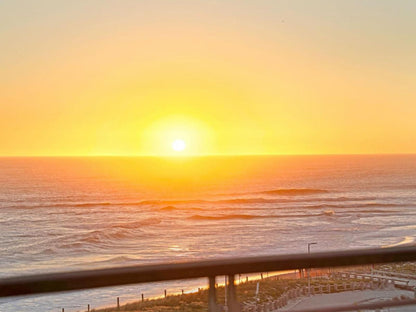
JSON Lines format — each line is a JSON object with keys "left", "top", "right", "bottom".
{"left": 1, "top": 0, "right": 415, "bottom": 156}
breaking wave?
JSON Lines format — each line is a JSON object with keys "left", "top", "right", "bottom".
{"left": 343, "top": 209, "right": 400, "bottom": 214}
{"left": 79, "top": 228, "right": 139, "bottom": 244}
{"left": 258, "top": 188, "right": 329, "bottom": 196}
{"left": 189, "top": 214, "right": 260, "bottom": 220}
{"left": 3, "top": 195, "right": 410, "bottom": 210}
{"left": 91, "top": 256, "right": 143, "bottom": 265}
{"left": 188, "top": 212, "right": 330, "bottom": 221}
{"left": 160, "top": 206, "right": 203, "bottom": 211}
{"left": 108, "top": 218, "right": 161, "bottom": 229}
{"left": 303, "top": 203, "right": 410, "bottom": 209}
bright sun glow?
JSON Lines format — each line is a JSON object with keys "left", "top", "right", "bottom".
{"left": 171, "top": 139, "right": 186, "bottom": 152}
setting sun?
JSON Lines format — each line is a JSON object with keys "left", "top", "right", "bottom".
{"left": 171, "top": 139, "right": 186, "bottom": 152}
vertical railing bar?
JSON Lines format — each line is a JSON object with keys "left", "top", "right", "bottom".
{"left": 227, "top": 274, "right": 241, "bottom": 312}
{"left": 208, "top": 276, "right": 217, "bottom": 312}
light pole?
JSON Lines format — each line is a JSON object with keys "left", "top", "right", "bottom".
{"left": 307, "top": 242, "right": 317, "bottom": 296}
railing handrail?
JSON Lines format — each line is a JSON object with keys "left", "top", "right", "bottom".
{"left": 2, "top": 246, "right": 416, "bottom": 298}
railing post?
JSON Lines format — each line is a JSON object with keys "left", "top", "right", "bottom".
{"left": 227, "top": 274, "right": 241, "bottom": 312}
{"left": 208, "top": 276, "right": 217, "bottom": 312}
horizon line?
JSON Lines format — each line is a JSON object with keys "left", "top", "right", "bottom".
{"left": 0, "top": 152, "right": 415, "bottom": 158}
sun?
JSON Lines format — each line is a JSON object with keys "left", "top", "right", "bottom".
{"left": 171, "top": 139, "right": 186, "bottom": 152}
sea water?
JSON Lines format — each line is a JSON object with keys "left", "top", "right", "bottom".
{"left": 0, "top": 155, "right": 415, "bottom": 311}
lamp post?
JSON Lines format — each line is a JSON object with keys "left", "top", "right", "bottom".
{"left": 307, "top": 242, "right": 317, "bottom": 296}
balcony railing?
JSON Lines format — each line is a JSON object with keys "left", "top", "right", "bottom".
{"left": 2, "top": 246, "right": 416, "bottom": 311}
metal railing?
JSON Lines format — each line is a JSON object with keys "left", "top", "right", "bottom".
{"left": 2, "top": 246, "right": 416, "bottom": 311}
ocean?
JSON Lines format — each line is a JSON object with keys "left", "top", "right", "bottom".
{"left": 0, "top": 155, "right": 415, "bottom": 311}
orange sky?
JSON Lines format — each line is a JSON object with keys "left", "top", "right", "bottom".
{"left": 1, "top": 1, "right": 415, "bottom": 156}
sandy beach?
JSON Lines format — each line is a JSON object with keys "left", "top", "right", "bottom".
{"left": 282, "top": 289, "right": 415, "bottom": 311}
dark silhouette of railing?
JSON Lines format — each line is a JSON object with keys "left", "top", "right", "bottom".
{"left": 1, "top": 246, "right": 416, "bottom": 311}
